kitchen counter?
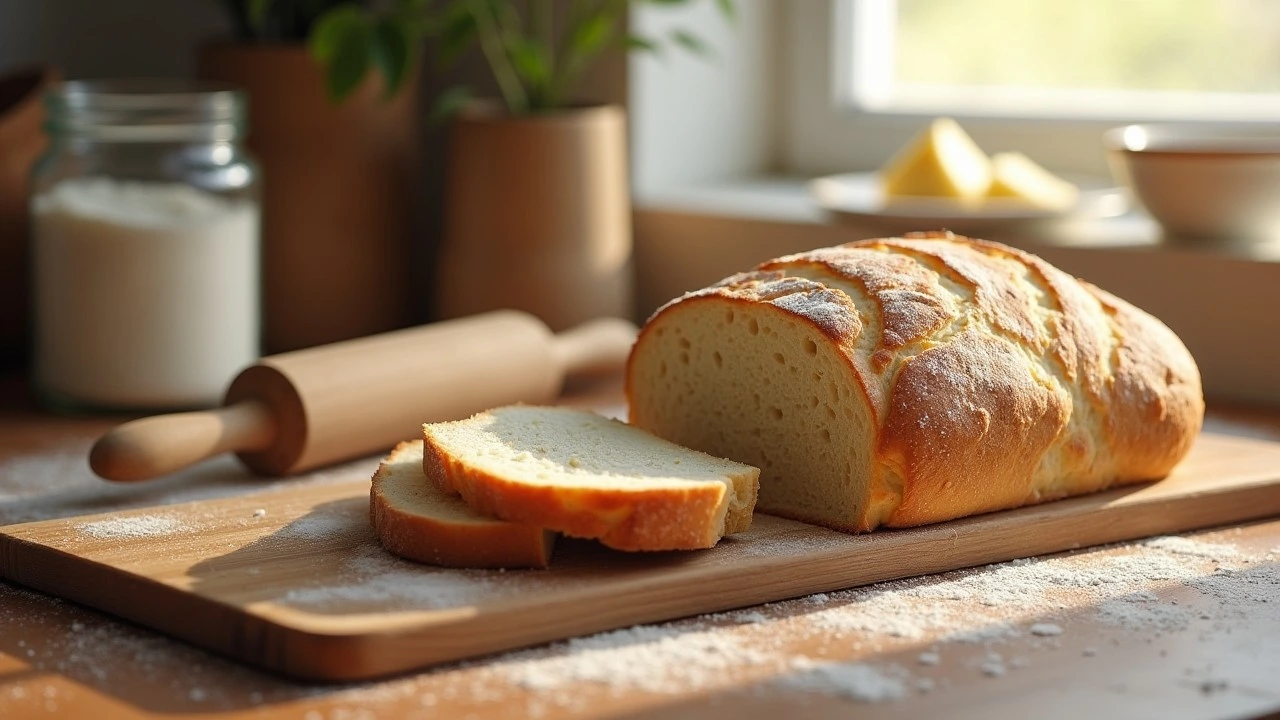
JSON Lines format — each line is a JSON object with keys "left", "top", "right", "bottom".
{"left": 1, "top": 374, "right": 1278, "bottom": 720}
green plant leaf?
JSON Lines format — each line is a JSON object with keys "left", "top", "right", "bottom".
{"left": 429, "top": 85, "right": 473, "bottom": 125}
{"left": 670, "top": 29, "right": 710, "bottom": 57}
{"left": 372, "top": 18, "right": 416, "bottom": 99}
{"left": 716, "top": 0, "right": 736, "bottom": 22}
{"left": 247, "top": 0, "right": 275, "bottom": 30}
{"left": 309, "top": 4, "right": 366, "bottom": 61}
{"left": 309, "top": 4, "right": 375, "bottom": 101}
{"left": 509, "top": 38, "right": 551, "bottom": 88}
{"left": 569, "top": 12, "right": 613, "bottom": 59}
{"left": 436, "top": 2, "right": 479, "bottom": 68}
{"left": 626, "top": 34, "right": 662, "bottom": 55}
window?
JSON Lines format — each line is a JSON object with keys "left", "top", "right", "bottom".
{"left": 843, "top": 0, "right": 1280, "bottom": 120}
{"left": 785, "top": 0, "right": 1280, "bottom": 177}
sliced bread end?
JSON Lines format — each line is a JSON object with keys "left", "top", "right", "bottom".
{"left": 371, "top": 440, "right": 556, "bottom": 569}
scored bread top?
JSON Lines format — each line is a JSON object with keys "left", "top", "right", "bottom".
{"left": 626, "top": 231, "right": 1204, "bottom": 531}
{"left": 370, "top": 439, "right": 556, "bottom": 568}
{"left": 422, "top": 406, "right": 760, "bottom": 551}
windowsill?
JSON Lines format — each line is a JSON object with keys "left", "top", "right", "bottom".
{"left": 637, "top": 175, "right": 1163, "bottom": 245}
{"left": 636, "top": 175, "right": 1280, "bottom": 259}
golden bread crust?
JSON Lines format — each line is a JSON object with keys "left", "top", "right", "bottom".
{"left": 627, "top": 231, "right": 1205, "bottom": 531}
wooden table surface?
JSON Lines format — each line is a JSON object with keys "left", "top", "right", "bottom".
{"left": 1, "top": 374, "right": 1279, "bottom": 720}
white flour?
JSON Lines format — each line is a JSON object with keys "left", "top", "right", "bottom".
{"left": 1028, "top": 622, "right": 1063, "bottom": 637}
{"left": 275, "top": 512, "right": 363, "bottom": 541}
{"left": 780, "top": 657, "right": 908, "bottom": 702}
{"left": 498, "top": 625, "right": 773, "bottom": 694}
{"left": 31, "top": 177, "right": 259, "bottom": 409}
{"left": 74, "top": 515, "right": 185, "bottom": 539}
{"left": 278, "top": 546, "right": 574, "bottom": 612}
{"left": 1143, "top": 535, "right": 1241, "bottom": 559}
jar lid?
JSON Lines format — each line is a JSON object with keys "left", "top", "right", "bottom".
{"left": 46, "top": 79, "right": 246, "bottom": 142}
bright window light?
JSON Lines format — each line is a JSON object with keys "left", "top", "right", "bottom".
{"left": 842, "top": 0, "right": 1280, "bottom": 120}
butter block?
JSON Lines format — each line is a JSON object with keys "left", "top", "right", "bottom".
{"left": 988, "top": 152, "right": 1079, "bottom": 210}
{"left": 880, "top": 118, "right": 992, "bottom": 199}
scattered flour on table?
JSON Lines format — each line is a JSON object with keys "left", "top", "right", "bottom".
{"left": 797, "top": 537, "right": 1238, "bottom": 644}
{"left": 977, "top": 652, "right": 1007, "bottom": 677}
{"left": 1143, "top": 536, "right": 1240, "bottom": 560}
{"left": 1096, "top": 594, "right": 1192, "bottom": 632}
{"left": 1029, "top": 623, "right": 1063, "bottom": 637}
{"left": 74, "top": 514, "right": 186, "bottom": 539}
{"left": 494, "top": 624, "right": 773, "bottom": 695}
{"left": 780, "top": 658, "right": 908, "bottom": 702}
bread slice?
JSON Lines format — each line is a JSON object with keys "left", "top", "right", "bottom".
{"left": 371, "top": 440, "right": 556, "bottom": 568}
{"left": 421, "top": 406, "right": 759, "bottom": 551}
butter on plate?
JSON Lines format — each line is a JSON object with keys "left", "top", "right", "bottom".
{"left": 879, "top": 118, "right": 1078, "bottom": 211}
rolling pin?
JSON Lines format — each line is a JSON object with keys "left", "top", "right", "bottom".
{"left": 90, "top": 311, "right": 638, "bottom": 482}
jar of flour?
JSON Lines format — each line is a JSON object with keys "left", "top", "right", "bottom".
{"left": 31, "top": 80, "right": 260, "bottom": 412}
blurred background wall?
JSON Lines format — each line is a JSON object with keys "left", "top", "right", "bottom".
{"left": 0, "top": 1, "right": 230, "bottom": 78}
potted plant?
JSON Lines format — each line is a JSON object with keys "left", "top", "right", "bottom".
{"left": 313, "top": 0, "right": 733, "bottom": 330}
{"left": 198, "top": 1, "right": 421, "bottom": 353}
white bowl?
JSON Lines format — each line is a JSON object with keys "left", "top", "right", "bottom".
{"left": 1104, "top": 123, "right": 1280, "bottom": 244}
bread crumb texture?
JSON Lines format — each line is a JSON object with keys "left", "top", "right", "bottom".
{"left": 627, "top": 231, "right": 1204, "bottom": 532}
{"left": 421, "top": 406, "right": 759, "bottom": 551}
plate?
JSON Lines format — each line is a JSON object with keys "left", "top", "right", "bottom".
{"left": 809, "top": 172, "right": 1130, "bottom": 232}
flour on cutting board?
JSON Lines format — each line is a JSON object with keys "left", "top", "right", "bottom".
{"left": 74, "top": 515, "right": 186, "bottom": 539}
{"left": 275, "top": 544, "right": 581, "bottom": 612}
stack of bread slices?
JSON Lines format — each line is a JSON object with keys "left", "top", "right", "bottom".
{"left": 370, "top": 405, "right": 761, "bottom": 568}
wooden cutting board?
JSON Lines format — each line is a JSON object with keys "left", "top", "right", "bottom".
{"left": 2, "top": 431, "right": 1280, "bottom": 682}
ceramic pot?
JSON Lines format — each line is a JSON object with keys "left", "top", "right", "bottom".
{"left": 198, "top": 44, "right": 419, "bottom": 353}
{"left": 0, "top": 66, "right": 56, "bottom": 367}
{"left": 437, "top": 104, "right": 633, "bottom": 330}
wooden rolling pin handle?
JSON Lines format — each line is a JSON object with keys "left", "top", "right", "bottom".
{"left": 89, "top": 401, "right": 277, "bottom": 482}
{"left": 551, "top": 317, "right": 639, "bottom": 379}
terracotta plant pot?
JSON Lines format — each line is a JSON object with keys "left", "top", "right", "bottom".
{"left": 198, "top": 44, "right": 419, "bottom": 353}
{"left": 437, "top": 104, "right": 633, "bottom": 331}
{"left": 0, "top": 66, "right": 56, "bottom": 367}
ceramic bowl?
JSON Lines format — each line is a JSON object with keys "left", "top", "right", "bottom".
{"left": 1104, "top": 123, "right": 1280, "bottom": 244}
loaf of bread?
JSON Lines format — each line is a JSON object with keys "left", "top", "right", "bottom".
{"left": 371, "top": 440, "right": 556, "bottom": 568}
{"left": 422, "top": 406, "right": 760, "bottom": 551}
{"left": 626, "top": 231, "right": 1204, "bottom": 532}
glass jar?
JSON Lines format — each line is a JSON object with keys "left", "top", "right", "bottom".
{"left": 30, "top": 80, "right": 260, "bottom": 412}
